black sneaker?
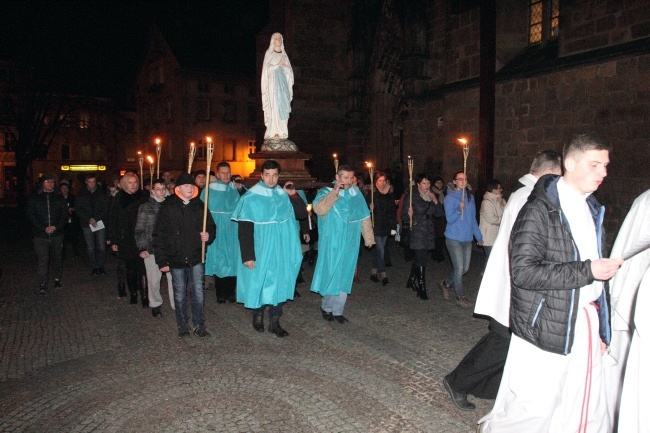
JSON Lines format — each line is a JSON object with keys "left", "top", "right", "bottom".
{"left": 151, "top": 307, "right": 162, "bottom": 317}
{"left": 53, "top": 279, "right": 62, "bottom": 289}
{"left": 193, "top": 327, "right": 210, "bottom": 338}
{"left": 39, "top": 284, "right": 47, "bottom": 295}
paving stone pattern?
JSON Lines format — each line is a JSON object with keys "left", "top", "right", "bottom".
{"left": 0, "top": 240, "right": 495, "bottom": 432}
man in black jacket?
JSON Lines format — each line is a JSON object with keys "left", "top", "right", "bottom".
{"left": 27, "top": 173, "right": 69, "bottom": 294}
{"left": 75, "top": 173, "right": 110, "bottom": 275}
{"left": 478, "top": 133, "right": 624, "bottom": 432}
{"left": 152, "top": 173, "right": 216, "bottom": 338}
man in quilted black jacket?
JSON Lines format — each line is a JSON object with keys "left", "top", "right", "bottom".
{"left": 478, "top": 133, "right": 624, "bottom": 432}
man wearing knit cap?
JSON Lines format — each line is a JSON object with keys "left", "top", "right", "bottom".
{"left": 152, "top": 172, "right": 216, "bottom": 338}
{"left": 27, "top": 173, "right": 69, "bottom": 294}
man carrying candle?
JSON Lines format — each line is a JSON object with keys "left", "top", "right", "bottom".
{"left": 311, "top": 165, "right": 375, "bottom": 324}
{"left": 231, "top": 160, "right": 302, "bottom": 337}
{"left": 201, "top": 162, "right": 245, "bottom": 304}
{"left": 152, "top": 173, "right": 216, "bottom": 338}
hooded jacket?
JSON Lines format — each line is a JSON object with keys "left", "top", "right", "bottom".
{"left": 509, "top": 174, "right": 610, "bottom": 355}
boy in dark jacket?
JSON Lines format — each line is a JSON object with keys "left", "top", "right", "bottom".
{"left": 152, "top": 173, "right": 216, "bottom": 338}
{"left": 27, "top": 173, "right": 69, "bottom": 294}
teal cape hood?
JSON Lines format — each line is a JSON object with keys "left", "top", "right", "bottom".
{"left": 200, "top": 180, "right": 241, "bottom": 278}
{"left": 231, "top": 181, "right": 302, "bottom": 308}
{"left": 310, "top": 185, "right": 370, "bottom": 296}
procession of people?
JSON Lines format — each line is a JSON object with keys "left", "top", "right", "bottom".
{"left": 22, "top": 31, "right": 648, "bottom": 432}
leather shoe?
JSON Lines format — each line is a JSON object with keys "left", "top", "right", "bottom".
{"left": 151, "top": 307, "right": 162, "bottom": 317}
{"left": 443, "top": 376, "right": 475, "bottom": 410}
{"left": 370, "top": 274, "right": 380, "bottom": 283}
{"left": 333, "top": 315, "right": 348, "bottom": 324}
{"left": 252, "top": 311, "right": 265, "bottom": 332}
{"left": 320, "top": 308, "right": 334, "bottom": 321}
{"left": 381, "top": 277, "right": 389, "bottom": 286}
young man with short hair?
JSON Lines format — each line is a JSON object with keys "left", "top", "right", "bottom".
{"left": 135, "top": 178, "right": 174, "bottom": 318}
{"left": 479, "top": 133, "right": 624, "bottom": 432}
{"left": 231, "top": 160, "right": 302, "bottom": 337}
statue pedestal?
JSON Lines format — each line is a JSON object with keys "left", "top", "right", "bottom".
{"left": 247, "top": 151, "right": 317, "bottom": 189}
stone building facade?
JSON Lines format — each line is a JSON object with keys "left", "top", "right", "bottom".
{"left": 260, "top": 0, "right": 650, "bottom": 240}
{"left": 136, "top": 26, "right": 259, "bottom": 180}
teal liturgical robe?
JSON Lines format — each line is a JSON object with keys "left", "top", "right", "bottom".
{"left": 231, "top": 181, "right": 302, "bottom": 308}
{"left": 200, "top": 180, "right": 241, "bottom": 278}
{"left": 310, "top": 185, "right": 370, "bottom": 296}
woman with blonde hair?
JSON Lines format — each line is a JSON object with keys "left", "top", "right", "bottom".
{"left": 108, "top": 172, "right": 148, "bottom": 304}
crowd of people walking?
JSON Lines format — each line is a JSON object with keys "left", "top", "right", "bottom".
{"left": 25, "top": 132, "right": 648, "bottom": 431}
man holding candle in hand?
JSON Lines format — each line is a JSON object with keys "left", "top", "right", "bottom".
{"left": 311, "top": 165, "right": 375, "bottom": 324}
{"left": 152, "top": 173, "right": 216, "bottom": 339}
{"left": 201, "top": 162, "right": 244, "bottom": 304}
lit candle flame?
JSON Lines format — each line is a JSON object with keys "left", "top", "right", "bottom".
{"left": 333, "top": 153, "right": 338, "bottom": 158}
{"left": 147, "top": 156, "right": 154, "bottom": 164}
{"left": 137, "top": 151, "right": 142, "bottom": 155}
{"left": 155, "top": 138, "right": 161, "bottom": 146}
{"left": 306, "top": 203, "right": 312, "bottom": 212}
{"left": 457, "top": 138, "right": 468, "bottom": 145}
{"left": 206, "top": 136, "right": 212, "bottom": 143}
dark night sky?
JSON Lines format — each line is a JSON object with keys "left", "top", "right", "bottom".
{"left": 0, "top": 0, "right": 269, "bottom": 97}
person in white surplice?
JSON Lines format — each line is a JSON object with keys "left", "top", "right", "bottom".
{"left": 261, "top": 32, "right": 294, "bottom": 141}
{"left": 478, "top": 133, "right": 624, "bottom": 433}
{"left": 605, "top": 188, "right": 650, "bottom": 432}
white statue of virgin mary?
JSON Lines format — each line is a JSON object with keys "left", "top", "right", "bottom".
{"left": 261, "top": 33, "right": 297, "bottom": 150}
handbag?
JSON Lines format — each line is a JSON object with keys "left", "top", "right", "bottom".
{"left": 399, "top": 223, "right": 411, "bottom": 248}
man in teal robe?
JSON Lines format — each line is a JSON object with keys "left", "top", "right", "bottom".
{"left": 231, "top": 160, "right": 302, "bottom": 337}
{"left": 200, "top": 162, "right": 244, "bottom": 303}
{"left": 311, "top": 165, "right": 375, "bottom": 324}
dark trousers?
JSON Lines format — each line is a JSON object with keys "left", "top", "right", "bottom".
{"left": 445, "top": 319, "right": 510, "bottom": 399}
{"left": 215, "top": 275, "right": 236, "bottom": 301}
{"left": 34, "top": 235, "right": 63, "bottom": 286}
{"left": 125, "top": 258, "right": 145, "bottom": 296}
{"left": 257, "top": 303, "right": 283, "bottom": 317}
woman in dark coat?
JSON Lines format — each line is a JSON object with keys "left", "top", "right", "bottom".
{"left": 401, "top": 173, "right": 444, "bottom": 300}
{"left": 367, "top": 171, "right": 396, "bottom": 285}
{"left": 107, "top": 172, "right": 149, "bottom": 305}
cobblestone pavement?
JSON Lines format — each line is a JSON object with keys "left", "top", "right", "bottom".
{"left": 0, "top": 239, "right": 495, "bottom": 432}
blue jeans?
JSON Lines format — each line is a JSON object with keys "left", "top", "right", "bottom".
{"left": 81, "top": 227, "right": 106, "bottom": 269}
{"left": 444, "top": 238, "right": 472, "bottom": 299}
{"left": 373, "top": 235, "right": 388, "bottom": 272}
{"left": 171, "top": 264, "right": 205, "bottom": 331}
